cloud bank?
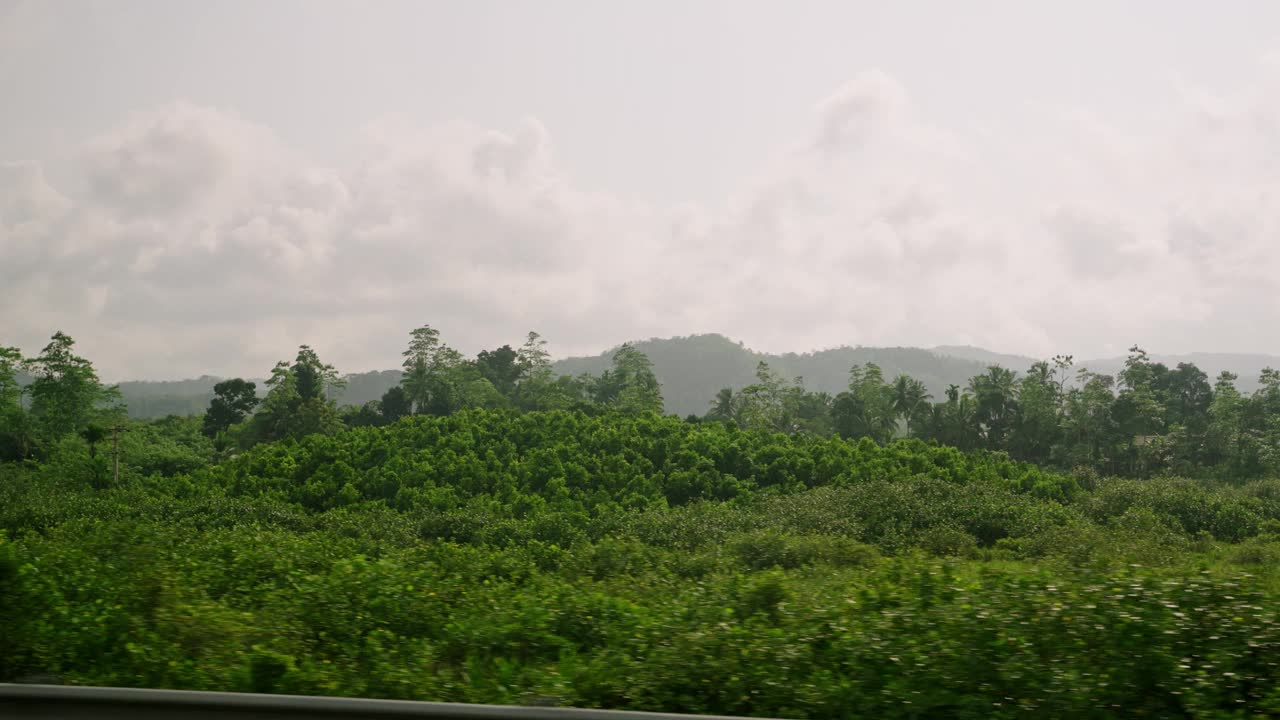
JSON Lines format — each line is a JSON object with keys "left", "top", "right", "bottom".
{"left": 4, "top": 65, "right": 1280, "bottom": 380}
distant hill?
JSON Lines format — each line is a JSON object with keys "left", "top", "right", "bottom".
{"left": 110, "top": 372, "right": 407, "bottom": 420}
{"left": 99, "top": 335, "right": 1280, "bottom": 419}
{"left": 931, "top": 345, "right": 1038, "bottom": 370}
{"left": 336, "top": 369, "right": 404, "bottom": 407}
{"left": 1068, "top": 353, "right": 1280, "bottom": 395}
{"left": 555, "top": 334, "right": 995, "bottom": 417}
{"left": 931, "top": 347, "right": 1279, "bottom": 395}
{"left": 115, "top": 376, "right": 225, "bottom": 418}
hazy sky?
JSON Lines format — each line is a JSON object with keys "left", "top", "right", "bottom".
{"left": 4, "top": 0, "right": 1280, "bottom": 380}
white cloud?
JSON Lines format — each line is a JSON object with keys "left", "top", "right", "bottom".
{"left": 809, "top": 70, "right": 908, "bottom": 154}
{"left": 6, "top": 65, "right": 1280, "bottom": 380}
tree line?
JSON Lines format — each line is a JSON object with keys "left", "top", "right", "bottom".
{"left": 7, "top": 328, "right": 1280, "bottom": 482}
{"left": 0, "top": 332, "right": 125, "bottom": 462}
{"left": 0, "top": 327, "right": 664, "bottom": 462}
{"left": 705, "top": 348, "right": 1280, "bottom": 480}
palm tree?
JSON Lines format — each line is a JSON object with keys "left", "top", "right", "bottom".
{"left": 708, "top": 387, "right": 739, "bottom": 425}
{"left": 934, "top": 384, "right": 980, "bottom": 450}
{"left": 967, "top": 366, "right": 1020, "bottom": 448}
{"left": 891, "top": 375, "right": 931, "bottom": 438}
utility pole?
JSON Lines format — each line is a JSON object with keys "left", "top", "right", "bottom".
{"left": 113, "top": 424, "right": 120, "bottom": 486}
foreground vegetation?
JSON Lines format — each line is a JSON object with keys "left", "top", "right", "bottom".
{"left": 7, "top": 410, "right": 1280, "bottom": 717}
{"left": 7, "top": 329, "right": 1280, "bottom": 717}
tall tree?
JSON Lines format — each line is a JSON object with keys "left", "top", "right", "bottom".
{"left": 1250, "top": 368, "right": 1280, "bottom": 476}
{"left": 787, "top": 386, "right": 835, "bottom": 436}
{"left": 1159, "top": 362, "right": 1212, "bottom": 431}
{"left": 399, "top": 325, "right": 501, "bottom": 416}
{"left": 1153, "top": 362, "right": 1213, "bottom": 470}
{"left": 833, "top": 364, "right": 896, "bottom": 443}
{"left": 23, "top": 332, "right": 123, "bottom": 445}
{"left": 1117, "top": 346, "right": 1164, "bottom": 394}
{"left": 1111, "top": 347, "right": 1172, "bottom": 474}
{"left": 1010, "top": 361, "right": 1060, "bottom": 463}
{"left": 967, "top": 365, "right": 1020, "bottom": 449}
{"left": 251, "top": 346, "right": 346, "bottom": 442}
{"left": 729, "top": 362, "right": 827, "bottom": 434}
{"left": 1206, "top": 372, "right": 1254, "bottom": 477}
{"left": 707, "top": 387, "right": 741, "bottom": 425}
{"left": 513, "top": 331, "right": 570, "bottom": 411}
{"left": 924, "top": 384, "right": 981, "bottom": 451}
{"left": 201, "top": 379, "right": 258, "bottom": 438}
{"left": 292, "top": 346, "right": 345, "bottom": 402}
{"left": 379, "top": 385, "right": 412, "bottom": 424}
{"left": 517, "top": 331, "right": 552, "bottom": 375}
{"left": 890, "top": 374, "right": 931, "bottom": 438}
{"left": 401, "top": 325, "right": 445, "bottom": 415}
{"left": 735, "top": 362, "right": 788, "bottom": 432}
{"left": 437, "top": 362, "right": 505, "bottom": 415}
{"left": 476, "top": 345, "right": 521, "bottom": 399}
{"left": 1059, "top": 369, "right": 1119, "bottom": 471}
{"left": 1051, "top": 355, "right": 1075, "bottom": 398}
{"left": 614, "top": 342, "right": 665, "bottom": 414}
{"left": 591, "top": 343, "right": 664, "bottom": 414}
{"left": 0, "top": 345, "right": 34, "bottom": 460}
{"left": 0, "top": 345, "right": 21, "bottom": 411}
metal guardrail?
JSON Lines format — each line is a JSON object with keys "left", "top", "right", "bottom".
{"left": 0, "top": 684, "right": 767, "bottom": 720}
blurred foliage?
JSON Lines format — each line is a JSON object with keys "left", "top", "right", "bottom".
{"left": 6, "top": 410, "right": 1280, "bottom": 717}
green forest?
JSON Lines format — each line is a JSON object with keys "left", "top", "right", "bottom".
{"left": 6, "top": 327, "right": 1280, "bottom": 717}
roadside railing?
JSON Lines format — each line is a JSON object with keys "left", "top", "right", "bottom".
{"left": 0, "top": 684, "right": 767, "bottom": 720}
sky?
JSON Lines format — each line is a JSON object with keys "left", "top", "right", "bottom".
{"left": 3, "top": 0, "right": 1280, "bottom": 381}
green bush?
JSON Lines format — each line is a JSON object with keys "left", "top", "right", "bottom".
{"left": 916, "top": 524, "right": 979, "bottom": 558}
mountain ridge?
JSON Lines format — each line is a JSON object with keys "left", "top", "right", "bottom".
{"left": 94, "top": 333, "right": 1280, "bottom": 419}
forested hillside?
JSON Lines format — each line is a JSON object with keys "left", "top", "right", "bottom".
{"left": 13, "top": 327, "right": 1280, "bottom": 481}
{"left": 935, "top": 345, "right": 1280, "bottom": 398}
{"left": 109, "top": 335, "right": 1006, "bottom": 420}
{"left": 556, "top": 334, "right": 1000, "bottom": 417}
{"left": 109, "top": 334, "right": 1280, "bottom": 420}
{"left": 9, "top": 327, "right": 1280, "bottom": 716}
{"left": 103, "top": 336, "right": 1011, "bottom": 420}
{"left": 114, "top": 377, "right": 225, "bottom": 418}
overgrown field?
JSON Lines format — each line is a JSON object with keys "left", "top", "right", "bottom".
{"left": 6, "top": 410, "right": 1280, "bottom": 718}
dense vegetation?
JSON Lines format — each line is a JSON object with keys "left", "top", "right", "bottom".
{"left": 59, "top": 329, "right": 1280, "bottom": 484}
{"left": 6, "top": 329, "right": 1280, "bottom": 717}
{"left": 91, "top": 336, "right": 1004, "bottom": 421}
{"left": 702, "top": 347, "right": 1280, "bottom": 482}
{"left": 106, "top": 335, "right": 1280, "bottom": 421}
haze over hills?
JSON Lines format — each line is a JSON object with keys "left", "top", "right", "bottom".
{"left": 1067, "top": 353, "right": 1280, "bottom": 393}
{"left": 558, "top": 336, "right": 1280, "bottom": 417}
{"left": 930, "top": 345, "right": 1280, "bottom": 391}
{"left": 100, "top": 334, "right": 1280, "bottom": 419}
{"left": 556, "top": 335, "right": 1000, "bottom": 417}
{"left": 930, "top": 346, "right": 1044, "bottom": 371}
{"left": 104, "top": 335, "right": 1001, "bottom": 419}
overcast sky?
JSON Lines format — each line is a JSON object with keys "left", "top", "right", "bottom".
{"left": 3, "top": 0, "right": 1280, "bottom": 380}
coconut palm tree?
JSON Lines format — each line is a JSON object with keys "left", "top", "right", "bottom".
{"left": 708, "top": 387, "right": 739, "bottom": 425}
{"left": 891, "top": 374, "right": 932, "bottom": 438}
{"left": 930, "top": 384, "right": 980, "bottom": 450}
{"left": 967, "top": 366, "right": 1020, "bottom": 449}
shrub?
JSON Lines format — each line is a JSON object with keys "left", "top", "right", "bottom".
{"left": 916, "top": 524, "right": 979, "bottom": 558}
